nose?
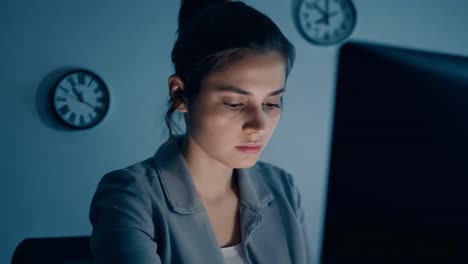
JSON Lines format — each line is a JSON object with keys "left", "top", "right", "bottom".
{"left": 242, "top": 106, "right": 266, "bottom": 135}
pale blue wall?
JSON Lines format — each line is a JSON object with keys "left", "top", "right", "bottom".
{"left": 1, "top": 0, "right": 467, "bottom": 263}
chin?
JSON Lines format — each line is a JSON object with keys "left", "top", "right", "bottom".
{"left": 232, "top": 158, "right": 259, "bottom": 169}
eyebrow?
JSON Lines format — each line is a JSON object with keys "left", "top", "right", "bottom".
{"left": 215, "top": 85, "right": 285, "bottom": 96}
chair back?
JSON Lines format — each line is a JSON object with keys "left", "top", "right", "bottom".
{"left": 11, "top": 236, "right": 93, "bottom": 264}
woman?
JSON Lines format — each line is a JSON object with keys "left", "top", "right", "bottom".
{"left": 89, "top": 0, "right": 312, "bottom": 263}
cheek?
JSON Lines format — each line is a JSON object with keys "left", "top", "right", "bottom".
{"left": 205, "top": 109, "right": 282, "bottom": 130}
{"left": 268, "top": 113, "right": 281, "bottom": 129}
{"left": 191, "top": 103, "right": 238, "bottom": 132}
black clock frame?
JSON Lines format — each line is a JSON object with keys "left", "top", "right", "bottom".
{"left": 51, "top": 69, "right": 110, "bottom": 129}
{"left": 293, "top": 0, "right": 357, "bottom": 46}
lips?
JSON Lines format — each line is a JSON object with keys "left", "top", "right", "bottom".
{"left": 236, "top": 145, "right": 262, "bottom": 154}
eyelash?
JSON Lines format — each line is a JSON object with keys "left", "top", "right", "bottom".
{"left": 224, "top": 102, "right": 281, "bottom": 110}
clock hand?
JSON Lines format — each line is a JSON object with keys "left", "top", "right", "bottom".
{"left": 315, "top": 16, "right": 327, "bottom": 25}
{"left": 81, "top": 100, "right": 97, "bottom": 109}
{"left": 325, "top": 0, "right": 330, "bottom": 24}
{"left": 66, "top": 93, "right": 97, "bottom": 110}
{"left": 312, "top": 2, "right": 327, "bottom": 16}
{"left": 72, "top": 87, "right": 83, "bottom": 102}
{"left": 314, "top": 0, "right": 339, "bottom": 25}
{"left": 327, "top": 11, "right": 339, "bottom": 18}
{"left": 315, "top": 11, "right": 338, "bottom": 25}
{"left": 313, "top": 2, "right": 337, "bottom": 25}
{"left": 67, "top": 93, "right": 80, "bottom": 102}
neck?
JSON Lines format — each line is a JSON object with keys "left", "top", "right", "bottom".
{"left": 180, "top": 134, "right": 237, "bottom": 200}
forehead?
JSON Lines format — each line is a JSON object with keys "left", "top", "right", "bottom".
{"left": 201, "top": 52, "right": 287, "bottom": 96}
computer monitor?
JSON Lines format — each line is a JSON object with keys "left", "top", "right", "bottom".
{"left": 321, "top": 41, "right": 468, "bottom": 264}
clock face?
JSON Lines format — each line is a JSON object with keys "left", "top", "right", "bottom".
{"left": 52, "top": 70, "right": 110, "bottom": 129}
{"left": 296, "top": 0, "right": 357, "bottom": 46}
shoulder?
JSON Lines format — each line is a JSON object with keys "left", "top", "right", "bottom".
{"left": 90, "top": 157, "right": 159, "bottom": 217}
{"left": 89, "top": 158, "right": 160, "bottom": 259}
{"left": 96, "top": 157, "right": 158, "bottom": 191}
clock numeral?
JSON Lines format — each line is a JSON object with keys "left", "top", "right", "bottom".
{"left": 56, "top": 97, "right": 67, "bottom": 102}
{"left": 333, "top": 28, "right": 341, "bottom": 36}
{"left": 313, "top": 27, "right": 321, "bottom": 36}
{"left": 68, "top": 113, "right": 76, "bottom": 124}
{"left": 96, "top": 96, "right": 106, "bottom": 103}
{"left": 88, "top": 78, "right": 95, "bottom": 87}
{"left": 342, "top": 5, "right": 352, "bottom": 16}
{"left": 341, "top": 22, "right": 348, "bottom": 30}
{"left": 94, "top": 86, "right": 101, "bottom": 94}
{"left": 59, "top": 86, "right": 69, "bottom": 93}
{"left": 78, "top": 73, "right": 85, "bottom": 85}
{"left": 94, "top": 106, "right": 103, "bottom": 114}
{"left": 337, "top": 0, "right": 346, "bottom": 9}
{"left": 59, "top": 105, "right": 70, "bottom": 116}
{"left": 324, "top": 32, "right": 330, "bottom": 40}
{"left": 89, "top": 113, "right": 95, "bottom": 121}
{"left": 68, "top": 76, "right": 76, "bottom": 87}
{"left": 79, "top": 115, "right": 85, "bottom": 126}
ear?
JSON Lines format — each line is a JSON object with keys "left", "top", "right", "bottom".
{"left": 168, "top": 74, "right": 188, "bottom": 113}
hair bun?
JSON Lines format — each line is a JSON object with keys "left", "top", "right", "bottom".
{"left": 178, "top": 0, "right": 228, "bottom": 30}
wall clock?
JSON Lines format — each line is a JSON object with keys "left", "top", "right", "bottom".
{"left": 294, "top": 0, "right": 357, "bottom": 46}
{"left": 52, "top": 70, "right": 110, "bottom": 129}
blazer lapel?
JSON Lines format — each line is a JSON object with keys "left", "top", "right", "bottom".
{"left": 153, "top": 135, "right": 275, "bottom": 263}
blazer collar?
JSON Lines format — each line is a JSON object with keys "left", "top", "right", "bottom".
{"left": 152, "top": 135, "right": 273, "bottom": 214}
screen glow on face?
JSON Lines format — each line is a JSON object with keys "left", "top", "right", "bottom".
{"left": 181, "top": 52, "right": 286, "bottom": 168}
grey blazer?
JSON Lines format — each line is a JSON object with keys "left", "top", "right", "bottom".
{"left": 89, "top": 135, "right": 313, "bottom": 263}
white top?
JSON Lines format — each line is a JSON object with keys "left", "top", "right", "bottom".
{"left": 220, "top": 243, "right": 248, "bottom": 264}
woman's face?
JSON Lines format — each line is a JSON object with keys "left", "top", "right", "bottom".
{"left": 184, "top": 52, "right": 287, "bottom": 168}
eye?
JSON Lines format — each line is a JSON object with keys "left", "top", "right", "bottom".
{"left": 224, "top": 102, "right": 244, "bottom": 110}
{"left": 263, "top": 102, "right": 281, "bottom": 110}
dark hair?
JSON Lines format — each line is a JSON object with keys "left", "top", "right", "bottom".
{"left": 165, "top": 0, "right": 296, "bottom": 141}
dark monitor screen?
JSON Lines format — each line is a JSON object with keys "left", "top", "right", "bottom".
{"left": 321, "top": 41, "right": 468, "bottom": 264}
